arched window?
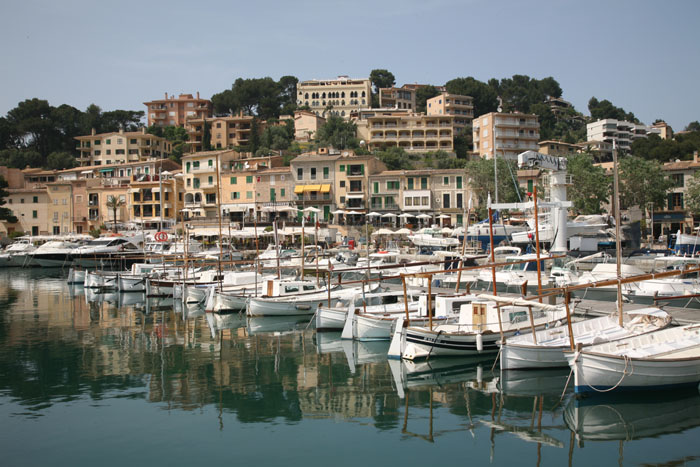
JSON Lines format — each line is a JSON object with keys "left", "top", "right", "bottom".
{"left": 322, "top": 92, "right": 326, "bottom": 99}
{"left": 341, "top": 92, "right": 345, "bottom": 98}
{"left": 341, "top": 111, "right": 345, "bottom": 116}
{"left": 185, "top": 193, "right": 194, "bottom": 203}
{"left": 194, "top": 193, "right": 202, "bottom": 202}
{"left": 361, "top": 91, "right": 366, "bottom": 97}
{"left": 342, "top": 100, "right": 345, "bottom": 106}
{"left": 305, "top": 93, "right": 309, "bottom": 99}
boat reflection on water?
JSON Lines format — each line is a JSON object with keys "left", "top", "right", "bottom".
{"left": 564, "top": 388, "right": 700, "bottom": 443}
{"left": 498, "top": 369, "right": 571, "bottom": 398}
{"left": 205, "top": 311, "right": 247, "bottom": 337}
{"left": 247, "top": 315, "right": 311, "bottom": 335}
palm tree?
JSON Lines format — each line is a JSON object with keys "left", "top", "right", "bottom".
{"left": 106, "top": 195, "right": 125, "bottom": 233}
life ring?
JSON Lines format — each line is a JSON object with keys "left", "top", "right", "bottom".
{"left": 155, "top": 231, "right": 168, "bottom": 242}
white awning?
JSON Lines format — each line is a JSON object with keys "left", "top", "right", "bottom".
{"left": 127, "top": 188, "right": 140, "bottom": 193}
{"left": 345, "top": 193, "right": 364, "bottom": 199}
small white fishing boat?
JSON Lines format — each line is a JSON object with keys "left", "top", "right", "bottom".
{"left": 67, "top": 267, "right": 86, "bottom": 284}
{"left": 500, "top": 308, "right": 671, "bottom": 370}
{"left": 388, "top": 294, "right": 568, "bottom": 360}
{"left": 565, "top": 324, "right": 700, "bottom": 393}
{"left": 84, "top": 269, "right": 119, "bottom": 289}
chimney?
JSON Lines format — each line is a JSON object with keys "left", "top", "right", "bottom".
{"left": 164, "top": 92, "right": 168, "bottom": 100}
{"left": 91, "top": 128, "right": 96, "bottom": 136}
{"left": 197, "top": 91, "right": 200, "bottom": 99}
{"left": 141, "top": 127, "right": 146, "bottom": 134}
{"left": 119, "top": 128, "right": 124, "bottom": 135}
{"left": 694, "top": 151, "right": 699, "bottom": 163}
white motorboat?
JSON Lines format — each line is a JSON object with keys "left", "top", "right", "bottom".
{"left": 511, "top": 214, "right": 611, "bottom": 244}
{"left": 30, "top": 240, "right": 83, "bottom": 267}
{"left": 565, "top": 324, "right": 700, "bottom": 393}
{"left": 388, "top": 294, "right": 568, "bottom": 360}
{"left": 500, "top": 308, "right": 671, "bottom": 370}
{"left": 0, "top": 238, "right": 38, "bottom": 267}
{"left": 407, "top": 233, "right": 460, "bottom": 249}
{"left": 71, "top": 235, "right": 144, "bottom": 268}
{"left": 477, "top": 252, "right": 550, "bottom": 292}
{"left": 247, "top": 281, "right": 374, "bottom": 317}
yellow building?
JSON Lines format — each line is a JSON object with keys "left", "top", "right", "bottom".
{"left": 47, "top": 182, "right": 75, "bottom": 235}
{"left": 186, "top": 115, "right": 259, "bottom": 152}
{"left": 293, "top": 110, "right": 326, "bottom": 142}
{"left": 5, "top": 188, "right": 49, "bottom": 236}
{"left": 356, "top": 113, "right": 456, "bottom": 153}
{"left": 75, "top": 128, "right": 172, "bottom": 166}
{"left": 129, "top": 172, "right": 182, "bottom": 230}
{"left": 296, "top": 76, "right": 372, "bottom": 118}
{"left": 426, "top": 93, "right": 474, "bottom": 131}
{"left": 472, "top": 112, "right": 540, "bottom": 160}
{"left": 378, "top": 86, "right": 416, "bottom": 110}
{"left": 144, "top": 92, "right": 212, "bottom": 127}
{"left": 538, "top": 140, "right": 580, "bottom": 156}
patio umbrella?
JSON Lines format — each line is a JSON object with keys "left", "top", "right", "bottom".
{"left": 441, "top": 227, "right": 454, "bottom": 234}
{"left": 395, "top": 228, "right": 412, "bottom": 235}
{"left": 416, "top": 213, "right": 432, "bottom": 219}
{"left": 303, "top": 207, "right": 322, "bottom": 213}
{"left": 331, "top": 209, "right": 345, "bottom": 215}
{"left": 381, "top": 213, "right": 397, "bottom": 218}
{"left": 367, "top": 212, "right": 382, "bottom": 217}
{"left": 372, "top": 228, "right": 394, "bottom": 236}
{"left": 437, "top": 214, "right": 451, "bottom": 219}
{"left": 398, "top": 213, "right": 414, "bottom": 218}
{"left": 345, "top": 210, "right": 362, "bottom": 215}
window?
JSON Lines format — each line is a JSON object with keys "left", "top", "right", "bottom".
{"left": 339, "top": 180, "right": 345, "bottom": 188}
{"left": 310, "top": 168, "right": 316, "bottom": 180}
{"left": 208, "top": 159, "right": 213, "bottom": 167}
{"left": 387, "top": 181, "right": 399, "bottom": 190}
{"left": 421, "top": 177, "right": 428, "bottom": 189}
{"left": 246, "top": 191, "right": 253, "bottom": 199}
{"left": 106, "top": 139, "right": 111, "bottom": 144}
{"left": 33, "top": 196, "right": 38, "bottom": 203}
{"left": 297, "top": 168, "right": 303, "bottom": 180}
{"left": 672, "top": 174, "right": 684, "bottom": 187}
{"left": 422, "top": 196, "right": 429, "bottom": 206}
{"left": 457, "top": 193, "right": 463, "bottom": 209}
{"left": 443, "top": 176, "right": 449, "bottom": 186}
{"left": 231, "top": 192, "right": 240, "bottom": 200}
{"left": 443, "top": 193, "right": 451, "bottom": 209}
{"left": 208, "top": 176, "right": 213, "bottom": 185}
{"left": 106, "top": 149, "right": 111, "bottom": 155}
{"left": 130, "top": 139, "right": 137, "bottom": 144}
{"left": 193, "top": 178, "right": 200, "bottom": 189}
{"left": 94, "top": 150, "right": 101, "bottom": 156}
{"left": 193, "top": 161, "right": 200, "bottom": 169}
{"left": 405, "top": 197, "right": 413, "bottom": 206}
{"left": 456, "top": 176, "right": 463, "bottom": 189}
{"left": 323, "top": 167, "right": 329, "bottom": 179}
{"left": 186, "top": 179, "right": 191, "bottom": 187}
{"left": 373, "top": 182, "right": 379, "bottom": 194}
{"left": 407, "top": 178, "right": 414, "bottom": 190}
{"left": 339, "top": 165, "right": 345, "bottom": 172}
{"left": 230, "top": 177, "right": 237, "bottom": 184}
{"left": 246, "top": 175, "right": 253, "bottom": 183}
{"left": 270, "top": 188, "right": 276, "bottom": 201}
{"left": 280, "top": 188, "right": 285, "bottom": 197}
{"left": 32, "top": 210, "right": 37, "bottom": 219}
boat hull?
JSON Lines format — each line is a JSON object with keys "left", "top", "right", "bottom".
{"left": 501, "top": 343, "right": 570, "bottom": 370}
{"left": 248, "top": 296, "right": 339, "bottom": 317}
{"left": 316, "top": 307, "right": 347, "bottom": 331}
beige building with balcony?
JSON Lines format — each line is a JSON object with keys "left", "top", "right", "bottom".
{"left": 472, "top": 112, "right": 540, "bottom": 160}
{"left": 186, "top": 115, "right": 259, "bottom": 152}
{"left": 426, "top": 93, "right": 474, "bottom": 131}
{"left": 144, "top": 92, "right": 212, "bottom": 127}
{"left": 538, "top": 140, "right": 580, "bottom": 156}
{"left": 378, "top": 87, "right": 416, "bottom": 110}
{"left": 356, "top": 113, "right": 456, "bottom": 153}
{"left": 75, "top": 128, "right": 171, "bottom": 166}
{"left": 297, "top": 76, "right": 372, "bottom": 118}
{"left": 293, "top": 110, "right": 326, "bottom": 142}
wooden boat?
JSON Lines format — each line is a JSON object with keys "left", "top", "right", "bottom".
{"left": 500, "top": 308, "right": 671, "bottom": 370}
{"left": 388, "top": 294, "right": 568, "bottom": 360}
{"left": 564, "top": 324, "right": 700, "bottom": 393}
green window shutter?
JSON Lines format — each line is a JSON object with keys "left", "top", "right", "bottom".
{"left": 444, "top": 176, "right": 449, "bottom": 185}
{"left": 667, "top": 193, "right": 673, "bottom": 210}
{"left": 340, "top": 165, "right": 345, "bottom": 172}
{"left": 421, "top": 177, "right": 427, "bottom": 189}
{"left": 208, "top": 159, "right": 213, "bottom": 167}
{"left": 270, "top": 188, "right": 276, "bottom": 201}
{"left": 246, "top": 176, "right": 253, "bottom": 183}
{"left": 231, "top": 177, "right": 237, "bottom": 184}
{"left": 457, "top": 176, "right": 462, "bottom": 189}
{"left": 361, "top": 164, "right": 364, "bottom": 174}
{"left": 408, "top": 178, "right": 414, "bottom": 190}
{"left": 208, "top": 176, "right": 213, "bottom": 184}
{"left": 527, "top": 180, "right": 533, "bottom": 193}
{"left": 373, "top": 182, "right": 379, "bottom": 194}
{"left": 186, "top": 162, "right": 191, "bottom": 173}
{"left": 323, "top": 167, "right": 329, "bottom": 178}
{"left": 281, "top": 188, "right": 285, "bottom": 197}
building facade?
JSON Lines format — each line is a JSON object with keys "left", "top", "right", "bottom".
{"left": 472, "top": 112, "right": 540, "bottom": 160}
{"left": 355, "top": 113, "right": 456, "bottom": 153}
{"left": 186, "top": 115, "right": 258, "bottom": 152}
{"left": 426, "top": 93, "right": 474, "bottom": 131}
{"left": 296, "top": 77, "right": 372, "bottom": 118}
{"left": 378, "top": 87, "right": 416, "bottom": 110}
{"left": 75, "top": 128, "right": 171, "bottom": 166}
{"left": 586, "top": 119, "right": 661, "bottom": 154}
{"left": 144, "top": 92, "right": 212, "bottom": 127}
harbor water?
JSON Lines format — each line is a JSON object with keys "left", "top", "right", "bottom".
{"left": 1, "top": 269, "right": 699, "bottom": 466}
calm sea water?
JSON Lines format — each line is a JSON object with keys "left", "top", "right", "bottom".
{"left": 1, "top": 269, "right": 699, "bottom": 467}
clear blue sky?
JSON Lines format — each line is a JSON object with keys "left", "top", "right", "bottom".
{"left": 2, "top": 0, "right": 698, "bottom": 130}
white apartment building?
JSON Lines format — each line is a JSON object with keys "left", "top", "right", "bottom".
{"left": 472, "top": 112, "right": 540, "bottom": 160}
{"left": 586, "top": 119, "right": 661, "bottom": 152}
{"left": 296, "top": 76, "right": 372, "bottom": 118}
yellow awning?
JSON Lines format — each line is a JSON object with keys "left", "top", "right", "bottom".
{"left": 294, "top": 185, "right": 305, "bottom": 194}
{"left": 305, "top": 185, "right": 321, "bottom": 192}
{"left": 320, "top": 184, "right": 331, "bottom": 193}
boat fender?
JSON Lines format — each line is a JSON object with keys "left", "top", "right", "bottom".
{"left": 476, "top": 364, "right": 483, "bottom": 383}
{"left": 476, "top": 333, "right": 483, "bottom": 352}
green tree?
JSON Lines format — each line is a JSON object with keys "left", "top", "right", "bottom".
{"left": 46, "top": 151, "right": 77, "bottom": 170}
{"left": 588, "top": 97, "right": 638, "bottom": 122}
{"left": 6, "top": 98, "right": 59, "bottom": 158}
{"left": 465, "top": 158, "right": 523, "bottom": 218}
{"left": 415, "top": 85, "right": 440, "bottom": 113}
{"left": 567, "top": 153, "right": 610, "bottom": 214}
{"left": 316, "top": 115, "right": 358, "bottom": 149}
{"left": 278, "top": 75, "right": 299, "bottom": 115}
{"left": 684, "top": 171, "right": 700, "bottom": 215}
{"left": 369, "top": 69, "right": 396, "bottom": 94}
{"left": 445, "top": 77, "right": 498, "bottom": 118}
{"left": 685, "top": 121, "right": 700, "bottom": 132}
{"left": 105, "top": 195, "right": 125, "bottom": 233}
{"left": 0, "top": 176, "right": 18, "bottom": 224}
{"left": 618, "top": 156, "right": 671, "bottom": 227}
{"left": 374, "top": 147, "right": 413, "bottom": 170}
{"left": 0, "top": 148, "right": 43, "bottom": 168}
{"left": 261, "top": 123, "right": 293, "bottom": 151}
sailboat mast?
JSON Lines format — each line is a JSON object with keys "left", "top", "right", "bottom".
{"left": 612, "top": 141, "right": 624, "bottom": 325}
